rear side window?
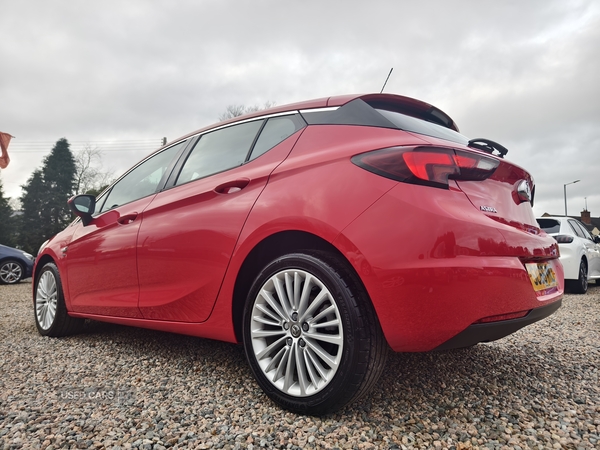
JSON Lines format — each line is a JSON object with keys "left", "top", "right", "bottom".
{"left": 537, "top": 219, "right": 561, "bottom": 234}
{"left": 176, "top": 120, "right": 263, "bottom": 185}
{"left": 571, "top": 220, "right": 593, "bottom": 240}
{"left": 568, "top": 220, "right": 586, "bottom": 238}
{"left": 249, "top": 115, "right": 305, "bottom": 160}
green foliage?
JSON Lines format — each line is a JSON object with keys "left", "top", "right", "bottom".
{"left": 0, "top": 177, "right": 15, "bottom": 246}
{"left": 18, "top": 138, "right": 77, "bottom": 254}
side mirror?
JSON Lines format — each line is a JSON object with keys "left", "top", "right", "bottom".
{"left": 593, "top": 235, "right": 600, "bottom": 244}
{"left": 68, "top": 194, "right": 96, "bottom": 226}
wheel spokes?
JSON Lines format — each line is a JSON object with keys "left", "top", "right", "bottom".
{"left": 1, "top": 263, "right": 22, "bottom": 283}
{"left": 250, "top": 269, "right": 343, "bottom": 397}
{"left": 35, "top": 271, "right": 58, "bottom": 330}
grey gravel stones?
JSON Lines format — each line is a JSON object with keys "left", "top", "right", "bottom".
{"left": 1, "top": 281, "right": 598, "bottom": 449}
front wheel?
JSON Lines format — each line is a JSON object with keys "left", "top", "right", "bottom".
{"left": 242, "top": 252, "right": 388, "bottom": 415}
{"left": 0, "top": 260, "right": 24, "bottom": 284}
{"left": 34, "top": 262, "right": 84, "bottom": 336}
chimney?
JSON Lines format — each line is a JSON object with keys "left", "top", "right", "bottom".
{"left": 581, "top": 209, "right": 591, "bottom": 225}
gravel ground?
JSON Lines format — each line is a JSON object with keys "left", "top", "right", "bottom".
{"left": 1, "top": 281, "right": 598, "bottom": 450}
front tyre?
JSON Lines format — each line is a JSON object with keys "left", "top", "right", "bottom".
{"left": 34, "top": 262, "right": 84, "bottom": 336}
{"left": 242, "top": 252, "right": 388, "bottom": 415}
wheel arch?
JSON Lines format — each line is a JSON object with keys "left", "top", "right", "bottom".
{"left": 231, "top": 230, "right": 369, "bottom": 343}
{"left": 0, "top": 257, "right": 23, "bottom": 267}
{"left": 581, "top": 254, "right": 589, "bottom": 277}
{"left": 34, "top": 254, "right": 56, "bottom": 286}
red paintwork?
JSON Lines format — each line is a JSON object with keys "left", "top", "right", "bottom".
{"left": 36, "top": 93, "right": 563, "bottom": 352}
{"left": 135, "top": 131, "right": 304, "bottom": 322}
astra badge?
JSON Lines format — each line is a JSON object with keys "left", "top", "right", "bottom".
{"left": 480, "top": 205, "right": 498, "bottom": 213}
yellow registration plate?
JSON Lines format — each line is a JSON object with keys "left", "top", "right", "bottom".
{"left": 525, "top": 262, "right": 558, "bottom": 292}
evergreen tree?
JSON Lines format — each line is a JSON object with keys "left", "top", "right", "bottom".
{"left": 19, "top": 170, "right": 48, "bottom": 254}
{"left": 42, "top": 138, "right": 76, "bottom": 230}
{"left": 18, "top": 138, "right": 76, "bottom": 254}
{"left": 0, "top": 176, "right": 15, "bottom": 246}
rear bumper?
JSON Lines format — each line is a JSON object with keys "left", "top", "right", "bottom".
{"left": 335, "top": 182, "right": 564, "bottom": 352}
{"left": 434, "top": 299, "right": 562, "bottom": 351}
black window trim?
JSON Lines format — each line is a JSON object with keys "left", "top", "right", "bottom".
{"left": 89, "top": 108, "right": 315, "bottom": 213}
{"left": 162, "top": 111, "right": 307, "bottom": 189}
{"left": 168, "top": 119, "right": 266, "bottom": 188}
{"left": 93, "top": 138, "right": 192, "bottom": 215}
{"left": 571, "top": 219, "right": 593, "bottom": 241}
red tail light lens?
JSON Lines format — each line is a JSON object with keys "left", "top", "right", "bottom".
{"left": 474, "top": 310, "right": 530, "bottom": 324}
{"left": 553, "top": 235, "right": 574, "bottom": 244}
{"left": 352, "top": 146, "right": 499, "bottom": 189}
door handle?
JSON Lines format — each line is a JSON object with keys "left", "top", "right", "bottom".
{"left": 117, "top": 213, "right": 138, "bottom": 225}
{"left": 214, "top": 178, "right": 250, "bottom": 194}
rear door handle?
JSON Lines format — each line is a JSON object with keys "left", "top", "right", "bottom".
{"left": 214, "top": 178, "right": 250, "bottom": 194}
{"left": 117, "top": 213, "right": 138, "bottom": 225}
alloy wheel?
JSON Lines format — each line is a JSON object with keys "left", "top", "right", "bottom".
{"left": 249, "top": 269, "right": 344, "bottom": 397}
{"left": 0, "top": 261, "right": 22, "bottom": 284}
{"left": 36, "top": 270, "right": 58, "bottom": 330}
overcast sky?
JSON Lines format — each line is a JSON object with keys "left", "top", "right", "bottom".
{"left": 1, "top": 0, "right": 598, "bottom": 218}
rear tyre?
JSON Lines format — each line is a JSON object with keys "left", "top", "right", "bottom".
{"left": 0, "top": 259, "right": 24, "bottom": 284}
{"left": 242, "top": 252, "right": 388, "bottom": 415}
{"left": 34, "top": 262, "right": 84, "bottom": 336}
{"left": 570, "top": 259, "right": 588, "bottom": 294}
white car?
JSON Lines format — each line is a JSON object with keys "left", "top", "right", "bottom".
{"left": 536, "top": 216, "right": 600, "bottom": 293}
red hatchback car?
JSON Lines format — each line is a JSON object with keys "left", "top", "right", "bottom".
{"left": 34, "top": 93, "right": 563, "bottom": 414}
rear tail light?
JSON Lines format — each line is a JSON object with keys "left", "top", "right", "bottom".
{"left": 352, "top": 146, "right": 499, "bottom": 189}
{"left": 553, "top": 235, "right": 574, "bottom": 244}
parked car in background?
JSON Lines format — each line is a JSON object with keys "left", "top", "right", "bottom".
{"left": 0, "top": 244, "right": 34, "bottom": 284}
{"left": 33, "top": 93, "right": 563, "bottom": 414}
{"left": 536, "top": 216, "right": 600, "bottom": 293}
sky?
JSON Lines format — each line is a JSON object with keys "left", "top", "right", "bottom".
{"left": 1, "top": 0, "right": 599, "bottom": 218}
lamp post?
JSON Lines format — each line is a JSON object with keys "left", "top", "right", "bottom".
{"left": 564, "top": 180, "right": 580, "bottom": 216}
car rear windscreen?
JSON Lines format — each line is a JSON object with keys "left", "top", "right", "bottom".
{"left": 376, "top": 109, "right": 469, "bottom": 146}
{"left": 536, "top": 219, "right": 561, "bottom": 234}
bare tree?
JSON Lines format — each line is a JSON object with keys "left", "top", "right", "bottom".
{"left": 218, "top": 101, "right": 276, "bottom": 121}
{"left": 8, "top": 197, "right": 21, "bottom": 211}
{"left": 74, "top": 145, "right": 113, "bottom": 195}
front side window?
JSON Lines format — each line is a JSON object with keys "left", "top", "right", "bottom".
{"left": 176, "top": 120, "right": 263, "bottom": 185}
{"left": 98, "top": 141, "right": 185, "bottom": 213}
